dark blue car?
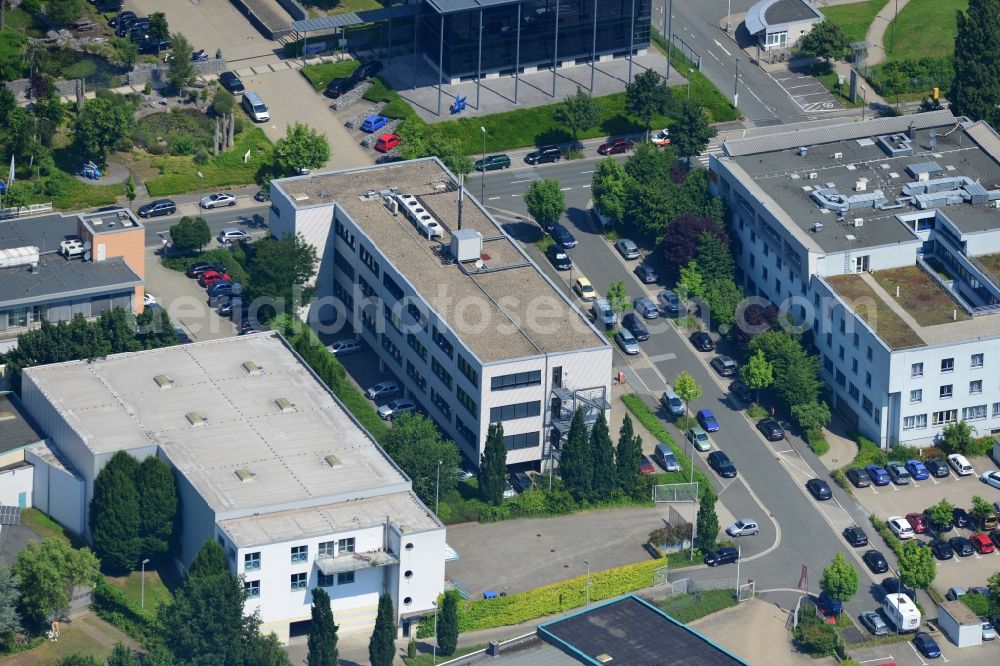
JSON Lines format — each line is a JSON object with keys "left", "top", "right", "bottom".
{"left": 905, "top": 459, "right": 929, "bottom": 480}
{"left": 697, "top": 408, "right": 719, "bottom": 432}
{"left": 913, "top": 632, "right": 941, "bottom": 658}
{"left": 550, "top": 224, "right": 577, "bottom": 248}
{"left": 865, "top": 464, "right": 891, "bottom": 486}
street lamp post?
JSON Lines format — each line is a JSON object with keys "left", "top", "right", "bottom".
{"left": 480, "top": 127, "right": 487, "bottom": 203}
{"left": 140, "top": 558, "right": 150, "bottom": 609}
{"left": 860, "top": 86, "right": 867, "bottom": 121}
{"left": 435, "top": 460, "right": 442, "bottom": 515}
{"left": 584, "top": 560, "right": 591, "bottom": 607}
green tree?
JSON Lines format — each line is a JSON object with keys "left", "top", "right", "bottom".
{"left": 695, "top": 487, "right": 719, "bottom": 550}
{"left": 677, "top": 260, "right": 704, "bottom": 300}
{"left": 246, "top": 233, "right": 320, "bottom": 313}
{"left": 790, "top": 401, "right": 831, "bottom": 435}
{"left": 273, "top": 122, "right": 331, "bottom": 176}
{"left": 90, "top": 451, "right": 142, "bottom": 574}
{"left": 0, "top": 565, "right": 21, "bottom": 646}
{"left": 437, "top": 591, "right": 459, "bottom": 656}
{"left": 671, "top": 99, "right": 717, "bottom": 167}
{"left": 928, "top": 499, "right": 955, "bottom": 531}
{"left": 591, "top": 158, "right": 628, "bottom": 222}
{"left": 57, "top": 657, "right": 101, "bottom": 666}
{"left": 625, "top": 68, "right": 674, "bottom": 137}
{"left": 105, "top": 643, "right": 141, "bottom": 666}
{"left": 307, "top": 587, "right": 338, "bottom": 666}
{"left": 798, "top": 20, "right": 850, "bottom": 62}
{"left": 951, "top": 0, "right": 1000, "bottom": 126}
{"left": 168, "top": 216, "right": 211, "bottom": 253}
{"left": 212, "top": 89, "right": 235, "bottom": 117}
{"left": 368, "top": 593, "right": 395, "bottom": 666}
{"left": 381, "top": 413, "right": 459, "bottom": 508}
{"left": 693, "top": 233, "right": 733, "bottom": 286}
{"left": 897, "top": 539, "right": 936, "bottom": 590}
{"left": 703, "top": 277, "right": 742, "bottom": 331}
{"left": 397, "top": 120, "right": 473, "bottom": 175}
{"left": 740, "top": 350, "right": 773, "bottom": 403}
{"left": 615, "top": 414, "right": 643, "bottom": 498}
{"left": 606, "top": 279, "right": 630, "bottom": 315}
{"left": 940, "top": 420, "right": 973, "bottom": 455}
{"left": 987, "top": 571, "right": 1000, "bottom": 597}
{"left": 478, "top": 422, "right": 507, "bottom": 506}
{"left": 560, "top": 408, "right": 593, "bottom": 502}
{"left": 107, "top": 37, "right": 138, "bottom": 67}
{"left": 73, "top": 96, "right": 134, "bottom": 163}
{"left": 124, "top": 176, "right": 136, "bottom": 211}
{"left": 14, "top": 539, "right": 100, "bottom": 630}
{"left": 136, "top": 456, "right": 178, "bottom": 560}
{"left": 673, "top": 371, "right": 701, "bottom": 419}
{"left": 246, "top": 632, "right": 292, "bottom": 666}
{"left": 970, "top": 495, "right": 994, "bottom": 529}
{"left": 45, "top": 0, "right": 82, "bottom": 26}
{"left": 553, "top": 86, "right": 600, "bottom": 143}
{"left": 820, "top": 552, "right": 859, "bottom": 602}
{"left": 188, "top": 539, "right": 228, "bottom": 580}
{"left": 147, "top": 12, "right": 169, "bottom": 42}
{"left": 524, "top": 179, "right": 565, "bottom": 230}
{"left": 167, "top": 34, "right": 197, "bottom": 92}
{"left": 749, "top": 330, "right": 824, "bottom": 409}
{"left": 623, "top": 141, "right": 673, "bottom": 186}
{"left": 589, "top": 412, "right": 615, "bottom": 501}
{"left": 662, "top": 215, "right": 728, "bottom": 275}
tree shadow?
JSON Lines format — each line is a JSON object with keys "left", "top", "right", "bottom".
{"left": 533, "top": 128, "right": 573, "bottom": 146}
{"left": 501, "top": 219, "right": 544, "bottom": 244}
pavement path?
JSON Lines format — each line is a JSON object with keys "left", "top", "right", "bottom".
{"left": 865, "top": 0, "right": 911, "bottom": 66}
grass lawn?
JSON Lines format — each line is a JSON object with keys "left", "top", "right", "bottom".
{"left": 300, "top": 59, "right": 361, "bottom": 91}
{"left": 872, "top": 265, "right": 969, "bottom": 326}
{"left": 107, "top": 569, "right": 174, "bottom": 613}
{"left": 972, "top": 252, "right": 1000, "bottom": 285}
{"left": 657, "top": 589, "right": 738, "bottom": 623}
{"left": 820, "top": 0, "right": 889, "bottom": 43}
{"left": 825, "top": 274, "right": 924, "bottom": 349}
{"left": 404, "top": 644, "right": 488, "bottom": 666}
{"left": 535, "top": 235, "right": 555, "bottom": 253}
{"left": 814, "top": 70, "right": 865, "bottom": 108}
{"left": 302, "top": 0, "right": 383, "bottom": 14}
{"left": 886, "top": 0, "right": 968, "bottom": 62}
{"left": 20, "top": 508, "right": 85, "bottom": 548}
{"left": 4, "top": 613, "right": 136, "bottom": 665}
{"left": 142, "top": 127, "right": 273, "bottom": 196}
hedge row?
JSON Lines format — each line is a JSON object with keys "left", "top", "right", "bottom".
{"left": 92, "top": 580, "right": 163, "bottom": 647}
{"left": 416, "top": 558, "right": 663, "bottom": 637}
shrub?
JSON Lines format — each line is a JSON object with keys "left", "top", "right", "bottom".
{"left": 194, "top": 148, "right": 210, "bottom": 165}
{"left": 967, "top": 436, "right": 994, "bottom": 457}
{"left": 794, "top": 613, "right": 839, "bottom": 656}
{"left": 869, "top": 515, "right": 902, "bottom": 555}
{"left": 161, "top": 248, "right": 248, "bottom": 286}
{"left": 92, "top": 580, "right": 163, "bottom": 647}
{"left": 147, "top": 142, "right": 166, "bottom": 155}
{"left": 171, "top": 135, "right": 195, "bottom": 156}
{"left": 745, "top": 403, "right": 768, "bottom": 419}
{"left": 806, "top": 429, "right": 830, "bottom": 456}
{"left": 961, "top": 592, "right": 991, "bottom": 616}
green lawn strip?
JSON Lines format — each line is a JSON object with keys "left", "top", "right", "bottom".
{"left": 656, "top": 589, "right": 738, "bottom": 623}
{"left": 20, "top": 508, "right": 80, "bottom": 547}
{"left": 651, "top": 29, "right": 740, "bottom": 123}
{"left": 820, "top": 0, "right": 890, "bottom": 43}
{"left": 299, "top": 59, "right": 361, "bottom": 91}
{"left": 161, "top": 248, "right": 249, "bottom": 286}
{"left": 144, "top": 128, "right": 273, "bottom": 196}
{"left": 363, "top": 77, "right": 420, "bottom": 121}
{"left": 872, "top": 265, "right": 969, "bottom": 326}
{"left": 4, "top": 621, "right": 120, "bottom": 663}
{"left": 886, "top": 0, "right": 967, "bottom": 62}
{"left": 824, "top": 274, "right": 924, "bottom": 349}
{"left": 404, "top": 644, "right": 488, "bottom": 666}
{"left": 107, "top": 570, "right": 174, "bottom": 613}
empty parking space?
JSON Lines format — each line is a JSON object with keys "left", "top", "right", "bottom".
{"left": 770, "top": 73, "right": 844, "bottom": 114}
{"left": 850, "top": 635, "right": 1000, "bottom": 665}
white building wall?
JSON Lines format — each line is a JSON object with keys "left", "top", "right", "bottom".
{"left": 25, "top": 446, "right": 85, "bottom": 534}
{"left": 0, "top": 464, "right": 32, "bottom": 508}
{"left": 391, "top": 527, "right": 447, "bottom": 622}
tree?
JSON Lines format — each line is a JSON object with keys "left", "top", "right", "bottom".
{"left": 694, "top": 233, "right": 733, "bottom": 286}
{"left": 188, "top": 539, "right": 228, "bottom": 580}
{"left": 247, "top": 632, "right": 293, "bottom": 666}
{"left": 673, "top": 371, "right": 701, "bottom": 419}
{"left": 662, "top": 214, "right": 729, "bottom": 276}
{"left": 246, "top": 233, "right": 320, "bottom": 313}
{"left": 790, "top": 401, "right": 831, "bottom": 435}
{"left": 702, "top": 277, "right": 742, "bottom": 331}
{"left": 670, "top": 99, "right": 717, "bottom": 167}
{"left": 560, "top": 408, "right": 593, "bottom": 502}
{"left": 677, "top": 260, "right": 704, "bottom": 299}
{"left": 524, "top": 179, "right": 565, "bottom": 230}
{"left": 615, "top": 414, "right": 643, "bottom": 498}
{"left": 797, "top": 20, "right": 849, "bottom": 62}
{"left": 623, "top": 141, "right": 673, "bottom": 186}
{"left": 553, "top": 86, "right": 600, "bottom": 143}
{"left": 749, "top": 331, "right": 824, "bottom": 410}
{"left": 951, "top": 0, "right": 1000, "bottom": 126}
{"left": 106, "top": 643, "right": 141, "bottom": 666}
{"left": 307, "top": 587, "right": 338, "bottom": 666}
{"left": 897, "top": 540, "right": 936, "bottom": 590}
{"left": 437, "top": 591, "right": 459, "bottom": 656}
{"left": 167, "top": 34, "right": 197, "bottom": 92}
{"left": 928, "top": 499, "right": 955, "bottom": 531}
{"left": 124, "top": 176, "right": 136, "bottom": 211}
{"left": 273, "top": 122, "right": 331, "bottom": 176}
{"left": 136, "top": 456, "right": 178, "bottom": 560}
{"left": 368, "top": 593, "right": 396, "bottom": 666}
{"left": 740, "top": 350, "right": 773, "bottom": 403}
{"left": 589, "top": 412, "right": 615, "bottom": 501}
{"left": 820, "top": 552, "right": 858, "bottom": 602}
{"left": 988, "top": 571, "right": 1000, "bottom": 598}
{"left": 606, "top": 279, "right": 630, "bottom": 315}
{"left": 168, "top": 216, "right": 211, "bottom": 253}
{"left": 940, "top": 420, "right": 973, "bottom": 455}
{"left": 591, "top": 158, "right": 628, "bottom": 222}
{"left": 397, "top": 120, "right": 473, "bottom": 175}
{"left": 45, "top": 0, "right": 82, "bottom": 26}
{"left": 73, "top": 96, "right": 134, "bottom": 163}
{"left": 14, "top": 539, "right": 100, "bottom": 630}
{"left": 0, "top": 565, "right": 21, "bottom": 646}
{"left": 90, "top": 451, "right": 142, "bottom": 574}
{"left": 147, "top": 12, "right": 169, "bottom": 42}
{"left": 381, "top": 413, "right": 459, "bottom": 508}
{"left": 695, "top": 486, "right": 719, "bottom": 550}
{"left": 970, "top": 495, "right": 994, "bottom": 529}
{"left": 478, "top": 423, "right": 507, "bottom": 506}
{"left": 625, "top": 68, "right": 674, "bottom": 137}
{"left": 212, "top": 89, "right": 235, "bottom": 117}
{"left": 57, "top": 657, "right": 101, "bottom": 666}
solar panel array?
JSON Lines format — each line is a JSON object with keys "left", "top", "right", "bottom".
{"left": 0, "top": 505, "right": 22, "bottom": 526}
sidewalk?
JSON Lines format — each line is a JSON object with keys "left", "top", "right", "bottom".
{"left": 865, "top": 0, "right": 912, "bottom": 66}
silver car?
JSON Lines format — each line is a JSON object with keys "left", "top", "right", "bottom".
{"left": 218, "top": 227, "right": 251, "bottom": 244}
{"left": 981, "top": 617, "right": 997, "bottom": 641}
{"left": 614, "top": 238, "right": 640, "bottom": 260}
{"left": 860, "top": 610, "right": 888, "bottom": 636}
{"left": 200, "top": 192, "right": 237, "bottom": 209}
{"left": 377, "top": 398, "right": 416, "bottom": 421}
{"left": 327, "top": 339, "right": 363, "bottom": 356}
{"left": 726, "top": 519, "right": 759, "bottom": 537}
{"left": 615, "top": 327, "right": 640, "bottom": 355}
{"left": 365, "top": 381, "right": 400, "bottom": 400}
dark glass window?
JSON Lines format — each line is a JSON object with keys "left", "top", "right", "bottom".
{"left": 491, "top": 370, "right": 542, "bottom": 390}
{"left": 489, "top": 401, "right": 541, "bottom": 422}
{"left": 503, "top": 431, "right": 540, "bottom": 450}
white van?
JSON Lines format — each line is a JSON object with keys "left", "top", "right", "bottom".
{"left": 592, "top": 297, "right": 616, "bottom": 328}
{"left": 882, "top": 593, "right": 921, "bottom": 632}
{"left": 947, "top": 453, "right": 974, "bottom": 476}
{"left": 241, "top": 91, "right": 270, "bottom": 122}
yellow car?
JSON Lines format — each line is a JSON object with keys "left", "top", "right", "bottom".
{"left": 574, "top": 277, "right": 596, "bottom": 302}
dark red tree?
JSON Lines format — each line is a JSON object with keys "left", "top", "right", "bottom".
{"left": 662, "top": 214, "right": 729, "bottom": 276}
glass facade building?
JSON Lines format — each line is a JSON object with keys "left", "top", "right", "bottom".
{"left": 419, "top": 0, "right": 651, "bottom": 80}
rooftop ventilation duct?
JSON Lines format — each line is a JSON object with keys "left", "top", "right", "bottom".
{"left": 185, "top": 412, "right": 206, "bottom": 427}
{"left": 153, "top": 374, "right": 173, "bottom": 390}
{"left": 235, "top": 469, "right": 255, "bottom": 482}
{"left": 810, "top": 187, "right": 887, "bottom": 213}
{"left": 876, "top": 133, "right": 913, "bottom": 157}
{"left": 323, "top": 454, "right": 342, "bottom": 468}
{"left": 274, "top": 398, "right": 294, "bottom": 413}
{"left": 450, "top": 229, "right": 483, "bottom": 263}
{"left": 0, "top": 246, "right": 40, "bottom": 269}
{"left": 241, "top": 361, "right": 262, "bottom": 375}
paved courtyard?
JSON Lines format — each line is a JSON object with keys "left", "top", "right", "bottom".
{"left": 769, "top": 71, "right": 844, "bottom": 114}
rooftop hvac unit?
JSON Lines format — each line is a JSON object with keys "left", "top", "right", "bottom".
{"left": 450, "top": 229, "right": 483, "bottom": 263}
{"left": 385, "top": 197, "right": 399, "bottom": 215}
{"left": 853, "top": 218, "right": 864, "bottom": 227}
{"left": 0, "top": 246, "right": 40, "bottom": 269}
{"left": 855, "top": 179, "right": 867, "bottom": 192}
{"left": 833, "top": 152, "right": 843, "bottom": 159}
{"left": 799, "top": 146, "right": 808, "bottom": 157}
{"left": 808, "top": 172, "right": 818, "bottom": 180}
{"left": 811, "top": 222, "right": 823, "bottom": 233}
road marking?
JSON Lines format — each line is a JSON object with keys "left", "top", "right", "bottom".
{"left": 775, "top": 449, "right": 794, "bottom": 454}
{"left": 647, "top": 352, "right": 677, "bottom": 363}
{"left": 857, "top": 658, "right": 893, "bottom": 665}
{"left": 487, "top": 196, "right": 500, "bottom": 200}
{"left": 581, "top": 184, "right": 590, "bottom": 188}
{"left": 712, "top": 39, "right": 731, "bottom": 56}
{"left": 509, "top": 179, "right": 533, "bottom": 184}
{"left": 707, "top": 50, "right": 721, "bottom": 63}
{"left": 560, "top": 187, "right": 572, "bottom": 191}
{"left": 907, "top": 640, "right": 929, "bottom": 665}
{"left": 580, "top": 170, "right": 594, "bottom": 174}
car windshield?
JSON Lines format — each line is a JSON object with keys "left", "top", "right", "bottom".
{"left": 735, "top": 520, "right": 746, "bottom": 529}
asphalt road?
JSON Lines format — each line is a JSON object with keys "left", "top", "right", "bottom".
{"left": 133, "top": 187, "right": 270, "bottom": 248}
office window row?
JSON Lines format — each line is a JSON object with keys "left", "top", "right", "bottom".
{"left": 458, "top": 354, "right": 479, "bottom": 387}
{"left": 335, "top": 219, "right": 356, "bottom": 249}
{"left": 504, "top": 431, "right": 540, "bottom": 451}
{"left": 334, "top": 250, "right": 355, "bottom": 280}
{"left": 407, "top": 361, "right": 427, "bottom": 392}
{"left": 432, "top": 357, "right": 453, "bottom": 389}
{"left": 457, "top": 386, "right": 478, "bottom": 415}
{"left": 431, "top": 388, "right": 452, "bottom": 419}
{"left": 914, "top": 355, "right": 985, "bottom": 378}
{"left": 489, "top": 400, "right": 541, "bottom": 423}
{"left": 382, "top": 334, "right": 402, "bottom": 365}
{"left": 360, "top": 245, "right": 380, "bottom": 277}
{"left": 407, "top": 333, "right": 427, "bottom": 361}
{"left": 491, "top": 370, "right": 542, "bottom": 391}
{"left": 433, "top": 327, "right": 454, "bottom": 359}
{"left": 383, "top": 273, "right": 404, "bottom": 302}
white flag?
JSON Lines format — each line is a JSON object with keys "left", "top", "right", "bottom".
{"left": 8, "top": 155, "right": 13, "bottom": 183}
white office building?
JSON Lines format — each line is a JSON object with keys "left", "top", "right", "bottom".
{"left": 268, "top": 158, "right": 612, "bottom": 468}
{"left": 711, "top": 110, "right": 1000, "bottom": 447}
{"left": 19, "top": 332, "right": 446, "bottom": 641}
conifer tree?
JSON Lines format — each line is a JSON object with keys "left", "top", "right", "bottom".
{"left": 615, "top": 414, "right": 643, "bottom": 497}
{"left": 559, "top": 409, "right": 593, "bottom": 501}
{"left": 307, "top": 587, "right": 339, "bottom": 666}
{"left": 437, "top": 592, "right": 459, "bottom": 656}
{"left": 589, "top": 412, "right": 615, "bottom": 501}
{"left": 368, "top": 593, "right": 396, "bottom": 666}
{"left": 89, "top": 452, "right": 141, "bottom": 573}
{"left": 478, "top": 423, "right": 507, "bottom": 505}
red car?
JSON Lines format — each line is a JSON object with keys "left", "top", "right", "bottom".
{"left": 374, "top": 133, "right": 400, "bottom": 152}
{"left": 598, "top": 137, "right": 634, "bottom": 155}
{"left": 971, "top": 533, "right": 995, "bottom": 554}
{"left": 198, "top": 270, "right": 230, "bottom": 287}
{"left": 905, "top": 512, "right": 928, "bottom": 534}
{"left": 638, "top": 454, "right": 655, "bottom": 475}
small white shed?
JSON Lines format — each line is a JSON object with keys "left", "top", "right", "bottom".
{"left": 938, "top": 600, "right": 982, "bottom": 648}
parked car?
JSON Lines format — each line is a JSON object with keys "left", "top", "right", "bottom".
{"left": 524, "top": 145, "right": 561, "bottom": 164}
{"left": 219, "top": 71, "right": 245, "bottom": 95}
{"left": 905, "top": 459, "right": 930, "bottom": 481}
{"left": 981, "top": 470, "right": 1000, "bottom": 489}
{"left": 598, "top": 137, "right": 634, "bottom": 155}
{"left": 502, "top": 480, "right": 516, "bottom": 499}
{"left": 365, "top": 381, "right": 400, "bottom": 400}
{"left": 922, "top": 508, "right": 954, "bottom": 536}
{"left": 708, "top": 451, "right": 737, "bottom": 478}
{"left": 703, "top": 547, "right": 739, "bottom": 567}
{"left": 696, "top": 408, "right": 719, "bottom": 432}
{"left": 949, "top": 535, "right": 974, "bottom": 556}
{"left": 953, "top": 507, "right": 972, "bottom": 529}
{"left": 254, "top": 188, "right": 270, "bottom": 202}
{"left": 860, "top": 610, "right": 889, "bottom": 636}
{"left": 689, "top": 331, "right": 714, "bottom": 351}
{"left": 635, "top": 263, "right": 658, "bottom": 284}
{"left": 657, "top": 289, "right": 682, "bottom": 316}
{"left": 685, "top": 426, "right": 712, "bottom": 452}
{"left": 981, "top": 511, "right": 999, "bottom": 531}
{"left": 887, "top": 516, "right": 914, "bottom": 539}
{"left": 913, "top": 632, "right": 941, "bottom": 659}
{"left": 633, "top": 296, "right": 659, "bottom": 319}
{"left": 930, "top": 539, "right": 954, "bottom": 560}
{"left": 971, "top": 533, "right": 995, "bottom": 553}
{"left": 217, "top": 228, "right": 250, "bottom": 244}
{"left": 207, "top": 280, "right": 239, "bottom": 299}
{"left": 886, "top": 461, "right": 911, "bottom": 485}
{"left": 726, "top": 519, "right": 759, "bottom": 537}
{"left": 662, "top": 389, "right": 685, "bottom": 417}
{"left": 174, "top": 327, "right": 192, "bottom": 344}
{"left": 546, "top": 244, "right": 572, "bottom": 270}
{"left": 550, "top": 224, "right": 577, "bottom": 248}
{"left": 474, "top": 154, "right": 511, "bottom": 171}
{"left": 108, "top": 10, "right": 136, "bottom": 27}
{"left": 756, "top": 419, "right": 784, "bottom": 441}
{"left": 846, "top": 467, "right": 871, "bottom": 488}
{"left": 361, "top": 115, "right": 390, "bottom": 133}
{"left": 991, "top": 530, "right": 1000, "bottom": 549}
{"left": 729, "top": 379, "right": 752, "bottom": 403}
{"left": 948, "top": 453, "right": 975, "bottom": 475}
{"left": 377, "top": 398, "right": 416, "bottom": 421}
{"left": 621, "top": 313, "right": 649, "bottom": 341}
{"left": 638, "top": 455, "right": 655, "bottom": 475}
{"left": 510, "top": 471, "right": 533, "bottom": 493}
{"left": 843, "top": 526, "right": 869, "bottom": 547}
{"left": 143, "top": 293, "right": 157, "bottom": 306}
{"left": 186, "top": 262, "right": 225, "bottom": 278}
{"left": 120, "top": 17, "right": 149, "bottom": 38}
{"left": 574, "top": 277, "right": 597, "bottom": 301}
{"left": 925, "top": 458, "right": 950, "bottom": 478}
{"left": 654, "top": 444, "right": 681, "bottom": 471}
{"left": 981, "top": 618, "right": 997, "bottom": 641}
{"left": 374, "top": 133, "right": 400, "bottom": 152}
{"left": 198, "top": 270, "right": 230, "bottom": 287}
{"left": 905, "top": 512, "right": 928, "bottom": 534}
{"left": 324, "top": 77, "right": 356, "bottom": 98}
{"left": 710, "top": 355, "right": 738, "bottom": 377}
{"left": 969, "top": 586, "right": 990, "bottom": 597}
{"left": 865, "top": 464, "right": 891, "bottom": 486}
{"left": 614, "top": 238, "right": 640, "bottom": 259}
{"left": 863, "top": 549, "right": 888, "bottom": 573}
{"left": 592, "top": 297, "right": 616, "bottom": 328}
{"left": 614, "top": 327, "right": 640, "bottom": 355}
{"left": 137, "top": 199, "right": 176, "bottom": 218}
{"left": 806, "top": 478, "right": 832, "bottom": 501}
{"left": 650, "top": 128, "right": 671, "bottom": 146}
{"left": 327, "top": 339, "right": 363, "bottom": 356}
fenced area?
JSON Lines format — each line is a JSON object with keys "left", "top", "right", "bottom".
{"left": 652, "top": 482, "right": 699, "bottom": 503}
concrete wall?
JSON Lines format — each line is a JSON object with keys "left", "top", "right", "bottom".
{"left": 26, "top": 448, "right": 85, "bottom": 534}
{"left": 0, "top": 464, "right": 32, "bottom": 508}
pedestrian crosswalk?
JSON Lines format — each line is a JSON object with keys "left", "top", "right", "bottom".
{"left": 696, "top": 140, "right": 724, "bottom": 169}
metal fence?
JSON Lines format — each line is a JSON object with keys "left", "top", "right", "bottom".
{"left": 0, "top": 203, "right": 54, "bottom": 220}
{"left": 671, "top": 34, "right": 702, "bottom": 71}
{"left": 652, "top": 482, "right": 699, "bottom": 503}
{"left": 128, "top": 59, "right": 228, "bottom": 88}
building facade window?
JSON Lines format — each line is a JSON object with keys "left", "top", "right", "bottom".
{"left": 332, "top": 280, "right": 354, "bottom": 311}
{"left": 290, "top": 545, "right": 308, "bottom": 564}
{"left": 866, "top": 346, "right": 873, "bottom": 361}
{"left": 359, "top": 245, "right": 380, "bottom": 277}
{"left": 457, "top": 386, "right": 477, "bottom": 415}
{"left": 333, "top": 250, "right": 355, "bottom": 280}
{"left": 835, "top": 370, "right": 846, "bottom": 387}
{"left": 489, "top": 401, "right": 541, "bottom": 423}
{"left": 318, "top": 573, "right": 335, "bottom": 587}
{"left": 381, "top": 334, "right": 402, "bottom": 365}
{"left": 851, "top": 358, "right": 858, "bottom": 374}
{"left": 940, "top": 385, "right": 953, "bottom": 399}
{"left": 455, "top": 418, "right": 476, "bottom": 446}
{"left": 290, "top": 573, "right": 307, "bottom": 590}
{"left": 993, "top": 402, "right": 1000, "bottom": 417}
{"left": 862, "top": 396, "right": 873, "bottom": 413}
{"left": 431, "top": 388, "right": 452, "bottom": 419}
{"left": 963, "top": 405, "right": 987, "bottom": 421}
{"left": 244, "top": 580, "right": 260, "bottom": 598}
{"left": 382, "top": 273, "right": 404, "bottom": 302}
{"left": 941, "top": 358, "right": 954, "bottom": 373}
{"left": 338, "top": 537, "right": 356, "bottom": 554}
{"left": 407, "top": 360, "right": 427, "bottom": 392}
{"left": 383, "top": 304, "right": 403, "bottom": 333}
{"left": 407, "top": 333, "right": 427, "bottom": 361}
{"left": 504, "top": 431, "right": 540, "bottom": 450}
{"left": 932, "top": 409, "right": 958, "bottom": 425}
{"left": 458, "top": 355, "right": 479, "bottom": 388}
{"left": 972, "top": 353, "right": 984, "bottom": 368}
{"left": 823, "top": 355, "right": 834, "bottom": 373}
{"left": 970, "top": 380, "right": 983, "bottom": 395}
{"left": 432, "top": 327, "right": 453, "bottom": 359}
{"left": 335, "top": 219, "right": 356, "bottom": 249}
{"left": 359, "top": 275, "right": 375, "bottom": 298}
{"left": 431, "top": 357, "right": 453, "bottom": 389}
{"left": 911, "top": 362, "right": 923, "bottom": 377}
{"left": 361, "top": 307, "right": 377, "bottom": 334}
{"left": 853, "top": 333, "right": 859, "bottom": 348}
{"left": 337, "top": 572, "right": 355, "bottom": 585}
{"left": 848, "top": 383, "right": 860, "bottom": 401}
{"left": 318, "top": 541, "right": 334, "bottom": 557}
{"left": 910, "top": 389, "right": 922, "bottom": 403}
{"left": 491, "top": 370, "right": 542, "bottom": 391}
{"left": 903, "top": 414, "right": 927, "bottom": 430}
{"left": 865, "top": 372, "right": 872, "bottom": 388}
{"left": 244, "top": 552, "right": 261, "bottom": 571}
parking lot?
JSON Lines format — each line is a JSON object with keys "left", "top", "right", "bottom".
{"left": 770, "top": 72, "right": 844, "bottom": 114}
{"left": 144, "top": 247, "right": 238, "bottom": 342}
{"left": 850, "top": 632, "right": 1000, "bottom": 666}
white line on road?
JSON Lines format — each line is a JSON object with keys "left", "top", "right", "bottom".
{"left": 712, "top": 39, "right": 731, "bottom": 56}
{"left": 560, "top": 187, "right": 572, "bottom": 191}
{"left": 646, "top": 353, "right": 677, "bottom": 363}
{"left": 775, "top": 449, "right": 794, "bottom": 454}
{"left": 487, "top": 196, "right": 500, "bottom": 200}
{"left": 907, "top": 641, "right": 929, "bottom": 666}
{"left": 509, "top": 179, "right": 533, "bottom": 184}
{"left": 510, "top": 193, "right": 520, "bottom": 197}
{"left": 857, "top": 658, "right": 893, "bottom": 665}
{"left": 580, "top": 170, "right": 594, "bottom": 174}
{"left": 581, "top": 184, "right": 590, "bottom": 188}
{"left": 708, "top": 50, "right": 721, "bottom": 63}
